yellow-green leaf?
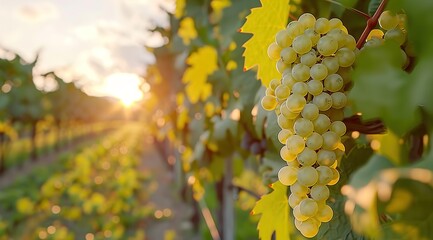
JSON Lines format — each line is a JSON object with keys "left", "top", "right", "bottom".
{"left": 178, "top": 17, "right": 198, "bottom": 45}
{"left": 175, "top": 0, "right": 185, "bottom": 19}
{"left": 240, "top": 0, "right": 290, "bottom": 87}
{"left": 182, "top": 46, "right": 218, "bottom": 103}
{"left": 252, "top": 181, "right": 290, "bottom": 240}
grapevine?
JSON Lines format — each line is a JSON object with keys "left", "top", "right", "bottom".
{"left": 262, "top": 13, "right": 356, "bottom": 237}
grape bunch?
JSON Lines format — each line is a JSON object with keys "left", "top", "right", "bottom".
{"left": 261, "top": 13, "right": 356, "bottom": 238}
{"left": 364, "top": 10, "right": 412, "bottom": 68}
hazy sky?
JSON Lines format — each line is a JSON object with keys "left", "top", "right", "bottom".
{"left": 0, "top": 0, "right": 173, "bottom": 102}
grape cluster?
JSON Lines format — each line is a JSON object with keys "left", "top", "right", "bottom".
{"left": 364, "top": 11, "right": 411, "bottom": 68}
{"left": 261, "top": 13, "right": 356, "bottom": 238}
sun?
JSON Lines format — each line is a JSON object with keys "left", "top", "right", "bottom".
{"left": 104, "top": 73, "right": 144, "bottom": 107}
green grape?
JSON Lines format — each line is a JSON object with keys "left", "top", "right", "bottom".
{"left": 316, "top": 165, "right": 333, "bottom": 185}
{"left": 331, "top": 92, "right": 347, "bottom": 109}
{"left": 286, "top": 94, "right": 307, "bottom": 113}
{"left": 267, "top": 42, "right": 281, "bottom": 60}
{"left": 379, "top": 10, "right": 399, "bottom": 30}
{"left": 282, "top": 68, "right": 293, "bottom": 78}
{"left": 287, "top": 159, "right": 300, "bottom": 167}
{"left": 290, "top": 181, "right": 310, "bottom": 196}
{"left": 301, "top": 103, "right": 319, "bottom": 121}
{"left": 321, "top": 57, "right": 339, "bottom": 74}
{"left": 306, "top": 132, "right": 323, "bottom": 151}
{"left": 265, "top": 87, "right": 275, "bottom": 96}
{"left": 278, "top": 166, "right": 298, "bottom": 186}
{"left": 299, "top": 198, "right": 319, "bottom": 217}
{"left": 336, "top": 47, "right": 356, "bottom": 67}
{"left": 310, "top": 185, "right": 330, "bottom": 201}
{"left": 289, "top": 193, "right": 307, "bottom": 208}
{"left": 327, "top": 29, "right": 346, "bottom": 48}
{"left": 330, "top": 121, "right": 346, "bottom": 136}
{"left": 334, "top": 148, "right": 345, "bottom": 162}
{"left": 280, "top": 103, "right": 299, "bottom": 119}
{"left": 298, "top": 13, "right": 316, "bottom": 29}
{"left": 276, "top": 59, "right": 291, "bottom": 74}
{"left": 280, "top": 146, "right": 297, "bottom": 162}
{"left": 269, "top": 78, "right": 281, "bottom": 90}
{"left": 399, "top": 48, "right": 409, "bottom": 69}
{"left": 329, "top": 18, "right": 343, "bottom": 29}
{"left": 261, "top": 95, "right": 278, "bottom": 111}
{"left": 327, "top": 168, "right": 340, "bottom": 185}
{"left": 280, "top": 47, "right": 298, "bottom": 64}
{"left": 297, "top": 218, "right": 320, "bottom": 238}
{"left": 292, "top": 63, "right": 311, "bottom": 82}
{"left": 316, "top": 204, "right": 333, "bottom": 222}
{"left": 276, "top": 29, "right": 293, "bottom": 48}
{"left": 286, "top": 134, "right": 305, "bottom": 155}
{"left": 367, "top": 29, "right": 384, "bottom": 40}
{"left": 282, "top": 74, "right": 296, "bottom": 88}
{"left": 307, "top": 80, "right": 323, "bottom": 96}
{"left": 313, "top": 92, "right": 333, "bottom": 111}
{"left": 317, "top": 35, "right": 338, "bottom": 56}
{"left": 312, "top": 114, "right": 331, "bottom": 134}
{"left": 294, "top": 118, "right": 314, "bottom": 138}
{"left": 293, "top": 205, "right": 309, "bottom": 221}
{"left": 300, "top": 51, "right": 317, "bottom": 67}
{"left": 278, "top": 114, "right": 294, "bottom": 129}
{"left": 278, "top": 129, "right": 293, "bottom": 144}
{"left": 275, "top": 84, "right": 291, "bottom": 100}
{"left": 310, "top": 63, "right": 328, "bottom": 81}
{"left": 337, "top": 67, "right": 353, "bottom": 84}
{"left": 344, "top": 34, "right": 357, "bottom": 50}
{"left": 297, "top": 147, "right": 317, "bottom": 166}
{"left": 397, "top": 13, "right": 407, "bottom": 29}
{"left": 297, "top": 166, "right": 318, "bottom": 187}
{"left": 324, "top": 74, "right": 344, "bottom": 92}
{"left": 317, "top": 149, "right": 337, "bottom": 166}
{"left": 287, "top": 21, "right": 304, "bottom": 37}
{"left": 293, "top": 35, "right": 313, "bottom": 55}
{"left": 384, "top": 28, "right": 406, "bottom": 46}
{"left": 292, "top": 82, "right": 308, "bottom": 96}
{"left": 322, "top": 131, "right": 340, "bottom": 150}
{"left": 364, "top": 37, "right": 383, "bottom": 48}
{"left": 315, "top": 18, "right": 330, "bottom": 34}
{"left": 304, "top": 28, "right": 320, "bottom": 45}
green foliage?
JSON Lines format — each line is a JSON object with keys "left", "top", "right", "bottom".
{"left": 349, "top": 42, "right": 420, "bottom": 136}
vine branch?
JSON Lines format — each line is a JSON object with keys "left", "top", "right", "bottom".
{"left": 230, "top": 183, "right": 261, "bottom": 199}
{"left": 356, "top": 0, "right": 389, "bottom": 49}
{"left": 324, "top": 0, "right": 370, "bottom": 20}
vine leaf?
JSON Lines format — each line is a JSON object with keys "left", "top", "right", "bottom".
{"left": 251, "top": 181, "right": 291, "bottom": 240}
{"left": 368, "top": 0, "right": 381, "bottom": 16}
{"left": 349, "top": 42, "right": 421, "bottom": 136}
{"left": 178, "top": 17, "right": 198, "bottom": 45}
{"left": 182, "top": 46, "right": 218, "bottom": 103}
{"left": 240, "top": 0, "right": 290, "bottom": 87}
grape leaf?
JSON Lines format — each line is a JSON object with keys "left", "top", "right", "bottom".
{"left": 182, "top": 46, "right": 218, "bottom": 103}
{"left": 178, "top": 17, "right": 198, "bottom": 45}
{"left": 251, "top": 181, "right": 291, "bottom": 240}
{"left": 349, "top": 42, "right": 421, "bottom": 136}
{"left": 368, "top": 0, "right": 380, "bottom": 16}
{"left": 240, "top": 0, "right": 290, "bottom": 87}
{"left": 175, "top": 0, "right": 186, "bottom": 18}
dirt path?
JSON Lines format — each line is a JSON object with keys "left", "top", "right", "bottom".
{"left": 0, "top": 131, "right": 111, "bottom": 189}
{"left": 140, "top": 139, "right": 199, "bottom": 240}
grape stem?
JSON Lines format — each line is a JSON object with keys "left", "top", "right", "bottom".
{"left": 356, "top": 0, "right": 389, "bottom": 49}
{"left": 230, "top": 184, "right": 260, "bottom": 199}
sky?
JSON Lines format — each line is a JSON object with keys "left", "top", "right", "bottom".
{"left": 0, "top": 0, "right": 174, "bottom": 104}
